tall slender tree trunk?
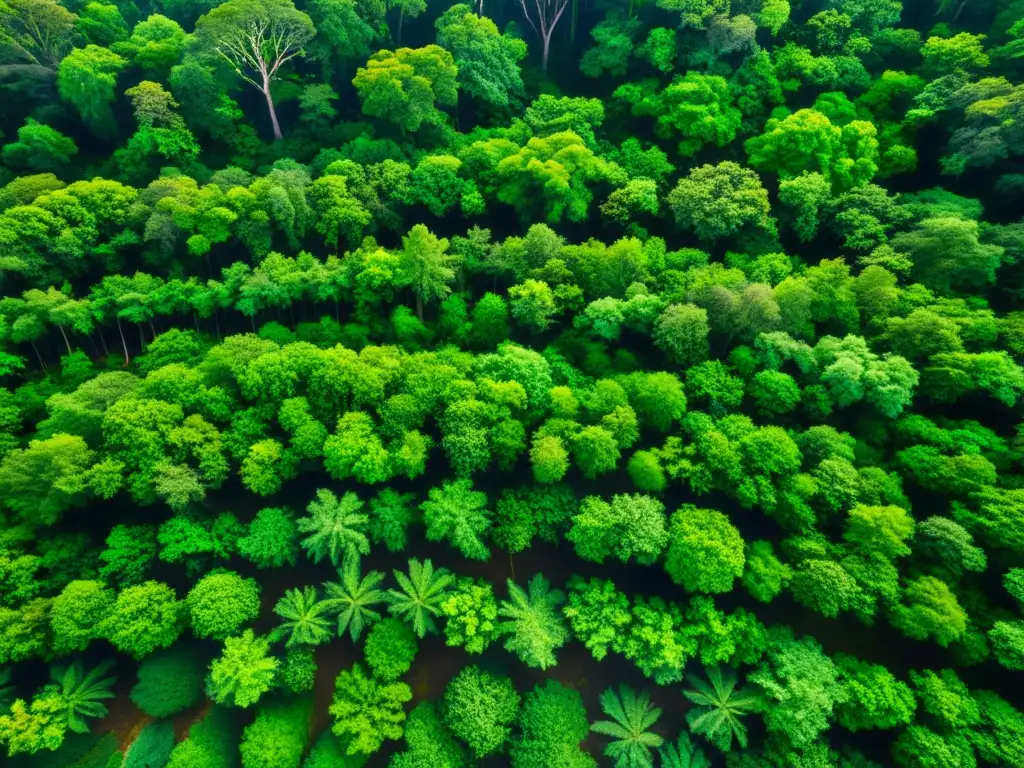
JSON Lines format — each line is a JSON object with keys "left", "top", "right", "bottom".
{"left": 30, "top": 339, "right": 46, "bottom": 371}
{"left": 397, "top": 4, "right": 405, "bottom": 44}
{"left": 97, "top": 331, "right": 110, "bottom": 358}
{"left": 250, "top": 314, "right": 257, "bottom": 333}
{"left": 416, "top": 294, "right": 424, "bottom": 322}
{"left": 263, "top": 81, "right": 283, "bottom": 141}
{"left": 213, "top": 310, "right": 221, "bottom": 340}
{"left": 148, "top": 319, "right": 157, "bottom": 340}
{"left": 571, "top": 0, "right": 579, "bottom": 41}
{"left": 57, "top": 325, "right": 72, "bottom": 356}
{"left": 542, "top": 35, "right": 551, "bottom": 75}
{"left": 137, "top": 323, "right": 146, "bottom": 352}
{"left": 115, "top": 318, "right": 130, "bottom": 366}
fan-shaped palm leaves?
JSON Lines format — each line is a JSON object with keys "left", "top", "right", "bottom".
{"left": 386, "top": 558, "right": 454, "bottom": 638}
{"left": 298, "top": 489, "right": 370, "bottom": 568}
{"left": 497, "top": 574, "right": 569, "bottom": 670}
{"left": 659, "top": 732, "right": 711, "bottom": 768}
{"left": 49, "top": 660, "right": 116, "bottom": 734}
{"left": 323, "top": 560, "right": 386, "bottom": 642}
{"left": 274, "top": 585, "right": 334, "bottom": 647}
{"left": 683, "top": 666, "right": 759, "bottom": 752}
{"left": 590, "top": 685, "right": 664, "bottom": 768}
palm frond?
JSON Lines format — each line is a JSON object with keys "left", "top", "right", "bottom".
{"left": 51, "top": 660, "right": 116, "bottom": 734}
{"left": 591, "top": 685, "right": 663, "bottom": 768}
{"left": 323, "top": 560, "right": 386, "bottom": 642}
{"left": 496, "top": 574, "right": 568, "bottom": 669}
{"left": 659, "top": 732, "right": 712, "bottom": 768}
{"left": 298, "top": 489, "right": 370, "bottom": 568}
{"left": 274, "top": 585, "right": 335, "bottom": 647}
{"left": 386, "top": 558, "right": 453, "bottom": 638}
{"left": 683, "top": 666, "right": 758, "bottom": 752}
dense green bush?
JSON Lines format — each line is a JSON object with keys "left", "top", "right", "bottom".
{"left": 123, "top": 720, "right": 175, "bottom": 768}
{"left": 130, "top": 643, "right": 210, "bottom": 718}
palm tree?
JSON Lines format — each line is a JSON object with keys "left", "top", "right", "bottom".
{"left": 659, "top": 732, "right": 711, "bottom": 768}
{"left": 274, "top": 585, "right": 335, "bottom": 647}
{"left": 50, "top": 660, "right": 116, "bottom": 734}
{"left": 683, "top": 666, "right": 759, "bottom": 752}
{"left": 497, "top": 574, "right": 569, "bottom": 670}
{"left": 590, "top": 686, "right": 664, "bottom": 768}
{"left": 386, "top": 558, "right": 454, "bottom": 638}
{"left": 323, "top": 560, "right": 387, "bottom": 642}
{"left": 298, "top": 489, "right": 370, "bottom": 567}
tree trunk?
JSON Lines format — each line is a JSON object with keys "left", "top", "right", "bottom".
{"left": 542, "top": 35, "right": 551, "bottom": 75}
{"left": 148, "top": 319, "right": 157, "bottom": 340}
{"left": 115, "top": 318, "right": 130, "bottom": 366}
{"left": 97, "top": 331, "right": 110, "bottom": 358}
{"left": 250, "top": 314, "right": 257, "bottom": 333}
{"left": 30, "top": 339, "right": 46, "bottom": 371}
{"left": 397, "top": 4, "right": 405, "bottom": 45}
{"left": 263, "top": 83, "right": 283, "bottom": 141}
{"left": 137, "top": 323, "right": 146, "bottom": 352}
{"left": 213, "top": 310, "right": 221, "bottom": 340}
{"left": 57, "top": 325, "right": 72, "bottom": 356}
{"left": 416, "top": 293, "right": 424, "bottom": 322}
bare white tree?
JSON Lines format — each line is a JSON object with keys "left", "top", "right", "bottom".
{"left": 195, "top": 0, "right": 315, "bottom": 141}
{"left": 517, "top": 0, "right": 570, "bottom": 75}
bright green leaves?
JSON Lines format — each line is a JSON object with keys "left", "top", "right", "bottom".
{"left": 207, "top": 629, "right": 279, "bottom": 708}
{"left": 329, "top": 662, "right": 411, "bottom": 755}
{"left": 185, "top": 571, "right": 260, "bottom": 640}
{"left": 386, "top": 557, "right": 453, "bottom": 638}
{"left": 298, "top": 488, "right": 370, "bottom": 568}
{"left": 435, "top": 4, "right": 525, "bottom": 110}
{"left": 353, "top": 45, "right": 458, "bottom": 132}
{"left": 615, "top": 74, "right": 741, "bottom": 156}
{"left": 746, "top": 109, "right": 879, "bottom": 193}
{"left": 590, "top": 686, "right": 663, "bottom": 768}
{"left": 667, "top": 162, "right": 775, "bottom": 242}
{"left": 497, "top": 575, "right": 569, "bottom": 670}
{"left": 1, "top": 120, "right": 78, "bottom": 174}
{"left": 56, "top": 45, "right": 127, "bottom": 138}
{"left": 568, "top": 494, "right": 668, "bottom": 566}
{"left": 442, "top": 665, "right": 519, "bottom": 759}
{"left": 683, "top": 666, "right": 758, "bottom": 752}
{"left": 421, "top": 479, "right": 491, "bottom": 561}
{"left": 364, "top": 618, "right": 418, "bottom": 681}
{"left": 484, "top": 131, "right": 628, "bottom": 224}
{"left": 665, "top": 505, "right": 745, "bottom": 594}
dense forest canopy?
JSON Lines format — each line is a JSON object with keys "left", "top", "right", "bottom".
{"left": 0, "top": 0, "right": 1024, "bottom": 765}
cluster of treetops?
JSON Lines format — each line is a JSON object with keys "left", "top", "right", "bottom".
{"left": 0, "top": 0, "right": 1023, "bottom": 764}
